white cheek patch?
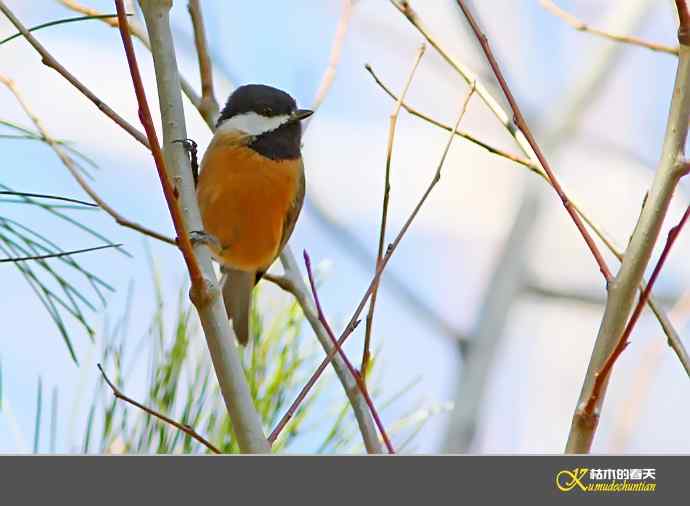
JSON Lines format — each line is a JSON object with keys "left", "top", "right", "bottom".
{"left": 218, "top": 112, "right": 290, "bottom": 136}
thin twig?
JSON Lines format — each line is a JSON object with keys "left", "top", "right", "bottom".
{"left": 304, "top": 0, "right": 355, "bottom": 129}
{"left": 0, "top": 74, "right": 175, "bottom": 245}
{"left": 362, "top": 44, "right": 426, "bottom": 380}
{"left": 187, "top": 0, "right": 219, "bottom": 126}
{"left": 0, "top": 1, "right": 149, "bottom": 148}
{"left": 0, "top": 244, "right": 121, "bottom": 263}
{"left": 97, "top": 364, "right": 221, "bottom": 454}
{"left": 303, "top": 251, "right": 394, "bottom": 453}
{"left": 114, "top": 0, "right": 202, "bottom": 284}
{"left": 540, "top": 0, "right": 678, "bottom": 55}
{"left": 271, "top": 87, "right": 476, "bottom": 443}
{"left": 454, "top": 0, "right": 613, "bottom": 282}
{"left": 57, "top": 0, "right": 205, "bottom": 121}
{"left": 365, "top": 64, "right": 538, "bottom": 172}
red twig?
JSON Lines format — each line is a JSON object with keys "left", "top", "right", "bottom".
{"left": 114, "top": 0, "right": 202, "bottom": 285}
{"left": 268, "top": 250, "right": 396, "bottom": 453}
{"left": 584, "top": 189, "right": 690, "bottom": 415}
{"left": 305, "top": 251, "right": 394, "bottom": 453}
{"left": 454, "top": 0, "right": 613, "bottom": 282}
{"left": 676, "top": 0, "right": 690, "bottom": 45}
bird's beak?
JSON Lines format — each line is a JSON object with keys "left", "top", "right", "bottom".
{"left": 290, "top": 109, "right": 314, "bottom": 122}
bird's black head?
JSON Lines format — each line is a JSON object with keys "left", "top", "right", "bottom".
{"left": 216, "top": 84, "right": 313, "bottom": 160}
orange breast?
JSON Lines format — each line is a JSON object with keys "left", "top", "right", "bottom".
{"left": 196, "top": 142, "right": 302, "bottom": 271}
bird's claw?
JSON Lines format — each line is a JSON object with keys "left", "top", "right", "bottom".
{"left": 173, "top": 138, "right": 198, "bottom": 153}
{"left": 173, "top": 138, "right": 199, "bottom": 186}
{"left": 189, "top": 230, "right": 222, "bottom": 251}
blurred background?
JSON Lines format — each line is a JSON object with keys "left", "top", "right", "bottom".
{"left": 1, "top": 0, "right": 689, "bottom": 453}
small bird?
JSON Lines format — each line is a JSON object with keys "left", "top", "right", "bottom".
{"left": 195, "top": 84, "right": 312, "bottom": 345}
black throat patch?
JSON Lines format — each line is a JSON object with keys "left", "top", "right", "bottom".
{"left": 248, "top": 120, "right": 303, "bottom": 161}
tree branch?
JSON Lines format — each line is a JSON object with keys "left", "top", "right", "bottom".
{"left": 305, "top": 0, "right": 355, "bottom": 123}
{"left": 454, "top": 0, "right": 613, "bottom": 281}
{"left": 187, "top": 0, "right": 219, "bottom": 126}
{"left": 303, "top": 251, "right": 394, "bottom": 453}
{"left": 540, "top": 0, "right": 678, "bottom": 55}
{"left": 271, "top": 249, "right": 384, "bottom": 453}
{"left": 125, "top": 0, "right": 382, "bottom": 453}
{"left": 362, "top": 44, "right": 426, "bottom": 381}
{"left": 98, "top": 364, "right": 221, "bottom": 454}
{"left": 365, "top": 63, "right": 538, "bottom": 172}
{"left": 566, "top": 9, "right": 690, "bottom": 452}
{"left": 122, "top": 0, "right": 269, "bottom": 453}
{"left": 0, "top": 73, "right": 175, "bottom": 245}
{"left": 0, "top": 1, "right": 149, "bottom": 149}
{"left": 57, "top": 0, "right": 205, "bottom": 120}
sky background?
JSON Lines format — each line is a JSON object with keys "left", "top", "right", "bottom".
{"left": 1, "top": 0, "right": 689, "bottom": 453}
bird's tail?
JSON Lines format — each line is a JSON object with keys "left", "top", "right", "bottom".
{"left": 222, "top": 268, "right": 255, "bottom": 345}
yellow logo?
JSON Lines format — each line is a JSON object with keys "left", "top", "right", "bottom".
{"left": 555, "top": 467, "right": 657, "bottom": 493}
{"left": 556, "top": 468, "right": 589, "bottom": 492}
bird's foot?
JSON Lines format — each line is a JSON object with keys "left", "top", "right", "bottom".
{"left": 189, "top": 230, "right": 222, "bottom": 251}
{"left": 173, "top": 138, "right": 199, "bottom": 186}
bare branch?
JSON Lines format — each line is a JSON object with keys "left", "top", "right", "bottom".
{"left": 362, "top": 44, "right": 426, "bottom": 380}
{"left": 454, "top": 0, "right": 613, "bottom": 281}
{"left": 307, "top": 0, "right": 355, "bottom": 117}
{"left": 187, "top": 0, "right": 219, "bottom": 125}
{"left": 116, "top": 0, "right": 201, "bottom": 277}
{"left": 566, "top": 15, "right": 690, "bottom": 452}
{"left": 98, "top": 364, "right": 221, "bottom": 454}
{"left": 120, "top": 0, "right": 382, "bottom": 453}
{"left": 584, "top": 199, "right": 690, "bottom": 416}
{"left": 57, "top": 0, "right": 205, "bottom": 118}
{"left": 122, "top": 0, "right": 269, "bottom": 453}
{"left": 540, "top": 0, "right": 678, "bottom": 55}
{"left": 303, "top": 251, "right": 394, "bottom": 453}
{"left": 273, "top": 248, "right": 385, "bottom": 453}
{"left": 0, "top": 1, "right": 149, "bottom": 148}
{"left": 0, "top": 73, "right": 175, "bottom": 245}
{"left": 365, "top": 63, "right": 538, "bottom": 172}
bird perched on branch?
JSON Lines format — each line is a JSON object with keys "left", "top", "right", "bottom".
{"left": 194, "top": 84, "right": 312, "bottom": 344}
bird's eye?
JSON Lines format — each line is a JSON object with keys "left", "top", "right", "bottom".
{"left": 262, "top": 107, "right": 272, "bottom": 115}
